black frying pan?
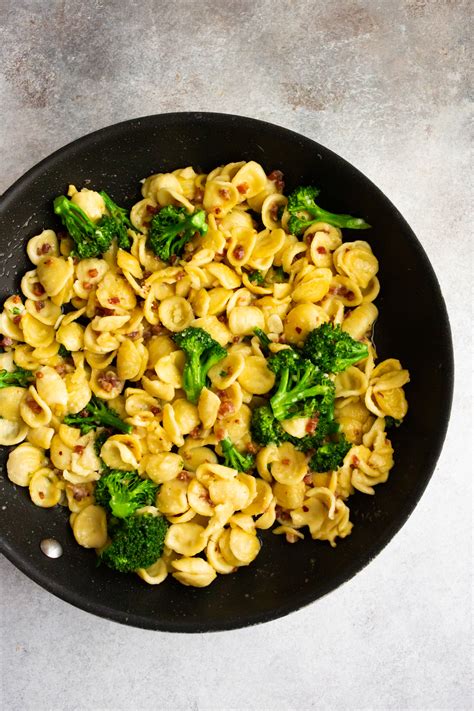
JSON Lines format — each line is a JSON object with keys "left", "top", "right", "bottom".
{"left": 0, "top": 113, "right": 453, "bottom": 632}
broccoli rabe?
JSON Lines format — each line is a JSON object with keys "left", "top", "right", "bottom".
{"left": 250, "top": 405, "right": 287, "bottom": 446}
{"left": 302, "top": 323, "right": 369, "bottom": 374}
{"left": 94, "top": 430, "right": 110, "bottom": 457}
{"left": 99, "top": 512, "right": 169, "bottom": 573}
{"left": 148, "top": 205, "right": 208, "bottom": 262}
{"left": 95, "top": 469, "right": 158, "bottom": 519}
{"left": 99, "top": 191, "right": 132, "bottom": 250}
{"left": 220, "top": 437, "right": 254, "bottom": 472}
{"left": 54, "top": 192, "right": 131, "bottom": 258}
{"left": 64, "top": 396, "right": 132, "bottom": 435}
{"left": 254, "top": 327, "right": 271, "bottom": 353}
{"left": 309, "top": 436, "right": 351, "bottom": 472}
{"left": 286, "top": 186, "right": 370, "bottom": 237}
{"left": 267, "top": 348, "right": 335, "bottom": 421}
{"left": 172, "top": 326, "right": 226, "bottom": 404}
{"left": 0, "top": 367, "right": 34, "bottom": 390}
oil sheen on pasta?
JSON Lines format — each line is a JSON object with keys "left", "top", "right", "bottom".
{"left": 0, "top": 161, "right": 409, "bottom": 588}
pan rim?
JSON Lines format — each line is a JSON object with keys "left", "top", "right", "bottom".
{"left": 0, "top": 112, "right": 454, "bottom": 632}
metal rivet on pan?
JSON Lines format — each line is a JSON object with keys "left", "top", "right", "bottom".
{"left": 40, "top": 538, "right": 63, "bottom": 559}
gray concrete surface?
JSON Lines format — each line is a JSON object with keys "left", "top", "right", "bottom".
{"left": 0, "top": 1, "right": 472, "bottom": 710}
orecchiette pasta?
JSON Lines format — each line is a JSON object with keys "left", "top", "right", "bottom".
{"left": 1, "top": 161, "right": 409, "bottom": 590}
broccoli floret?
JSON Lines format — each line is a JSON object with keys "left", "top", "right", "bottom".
{"left": 99, "top": 512, "right": 169, "bottom": 573}
{"left": 309, "top": 436, "right": 352, "bottom": 472}
{"left": 385, "top": 416, "right": 402, "bottom": 429}
{"left": 53, "top": 195, "right": 115, "bottom": 258}
{"left": 172, "top": 326, "right": 226, "bottom": 404}
{"left": 0, "top": 367, "right": 34, "bottom": 389}
{"left": 250, "top": 405, "right": 287, "bottom": 446}
{"left": 220, "top": 437, "right": 254, "bottom": 472}
{"left": 148, "top": 205, "right": 208, "bottom": 262}
{"left": 296, "top": 417, "right": 341, "bottom": 452}
{"left": 95, "top": 469, "right": 158, "bottom": 519}
{"left": 63, "top": 396, "right": 132, "bottom": 435}
{"left": 286, "top": 186, "right": 370, "bottom": 236}
{"left": 248, "top": 270, "right": 265, "bottom": 285}
{"left": 302, "top": 323, "right": 369, "bottom": 374}
{"left": 99, "top": 191, "right": 132, "bottom": 250}
{"left": 267, "top": 348, "right": 335, "bottom": 421}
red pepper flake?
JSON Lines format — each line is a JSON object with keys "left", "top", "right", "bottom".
{"left": 233, "top": 245, "right": 245, "bottom": 260}
{"left": 38, "top": 491, "right": 45, "bottom": 500}
{"left": 303, "top": 474, "right": 313, "bottom": 485}
{"left": 281, "top": 458, "right": 290, "bottom": 466}
{"left": 150, "top": 406, "right": 161, "bottom": 416}
{"left": 35, "top": 300, "right": 45, "bottom": 312}
{"left": 214, "top": 207, "right": 221, "bottom": 215}
{"left": 35, "top": 371, "right": 43, "bottom": 379}
{"left": 82, "top": 282, "right": 93, "bottom": 291}
{"left": 302, "top": 505, "right": 309, "bottom": 512}
{"left": 346, "top": 291, "right": 355, "bottom": 301}
{"left": 12, "top": 315, "right": 21, "bottom": 325}
{"left": 74, "top": 445, "right": 85, "bottom": 455}
{"left": 108, "top": 296, "right": 120, "bottom": 304}
{"left": 88, "top": 269, "right": 98, "bottom": 278}
{"left": 12, "top": 295, "right": 21, "bottom": 304}
{"left": 218, "top": 188, "right": 230, "bottom": 200}
{"left": 295, "top": 326, "right": 302, "bottom": 334}
{"left": 317, "top": 246, "right": 327, "bottom": 254}
{"left": 232, "top": 336, "right": 240, "bottom": 343}
{"left": 43, "top": 259, "right": 52, "bottom": 266}
{"left": 37, "top": 243, "right": 51, "bottom": 255}
{"left": 32, "top": 283, "right": 45, "bottom": 296}
{"left": 236, "top": 182, "right": 248, "bottom": 195}
{"left": 176, "top": 271, "right": 186, "bottom": 281}
{"left": 352, "top": 456, "right": 360, "bottom": 466}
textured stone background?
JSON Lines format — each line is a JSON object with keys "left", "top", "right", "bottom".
{"left": 0, "top": 1, "right": 471, "bottom": 710}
